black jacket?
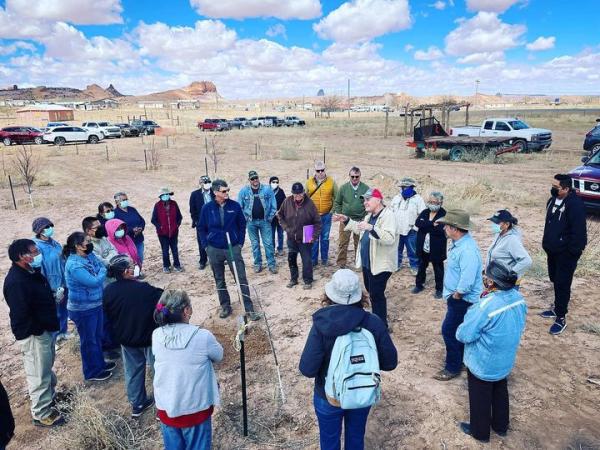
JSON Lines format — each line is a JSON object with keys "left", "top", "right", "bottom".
{"left": 415, "top": 207, "right": 447, "bottom": 262}
{"left": 272, "top": 188, "right": 286, "bottom": 227}
{"left": 299, "top": 305, "right": 398, "bottom": 399}
{"left": 0, "top": 380, "right": 14, "bottom": 447}
{"left": 3, "top": 264, "right": 59, "bottom": 340}
{"left": 542, "top": 191, "right": 587, "bottom": 256}
{"left": 103, "top": 279, "right": 163, "bottom": 347}
{"left": 189, "top": 188, "right": 215, "bottom": 228}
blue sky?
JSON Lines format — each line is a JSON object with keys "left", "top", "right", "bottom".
{"left": 0, "top": 0, "right": 599, "bottom": 98}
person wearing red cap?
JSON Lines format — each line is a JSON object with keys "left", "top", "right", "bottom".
{"left": 333, "top": 188, "right": 399, "bottom": 330}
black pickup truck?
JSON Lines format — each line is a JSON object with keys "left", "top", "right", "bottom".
{"left": 130, "top": 120, "right": 160, "bottom": 135}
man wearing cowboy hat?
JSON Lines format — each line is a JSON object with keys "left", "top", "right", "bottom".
{"left": 433, "top": 209, "right": 483, "bottom": 381}
{"left": 189, "top": 175, "right": 215, "bottom": 270}
{"left": 151, "top": 187, "right": 183, "bottom": 273}
{"left": 391, "top": 177, "right": 426, "bottom": 275}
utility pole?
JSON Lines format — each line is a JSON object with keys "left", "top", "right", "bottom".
{"left": 475, "top": 79, "right": 480, "bottom": 105}
{"left": 347, "top": 78, "right": 350, "bottom": 118}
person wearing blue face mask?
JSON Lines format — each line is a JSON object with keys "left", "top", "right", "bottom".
{"left": 3, "top": 239, "right": 64, "bottom": 427}
{"left": 96, "top": 202, "right": 115, "bottom": 226}
{"left": 114, "top": 191, "right": 146, "bottom": 264}
{"left": 151, "top": 187, "right": 183, "bottom": 273}
{"left": 486, "top": 210, "right": 532, "bottom": 291}
{"left": 391, "top": 177, "right": 427, "bottom": 275}
{"left": 32, "top": 217, "right": 71, "bottom": 342}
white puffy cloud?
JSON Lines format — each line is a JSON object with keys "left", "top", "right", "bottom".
{"left": 430, "top": 1, "right": 446, "bottom": 10}
{"left": 414, "top": 45, "right": 444, "bottom": 60}
{"left": 0, "top": 7, "right": 52, "bottom": 39}
{"left": 445, "top": 12, "right": 525, "bottom": 56}
{"left": 6, "top": 0, "right": 123, "bottom": 25}
{"left": 526, "top": 36, "right": 555, "bottom": 51}
{"left": 266, "top": 24, "right": 287, "bottom": 39}
{"left": 189, "top": 0, "right": 321, "bottom": 19}
{"left": 322, "top": 41, "right": 391, "bottom": 72}
{"left": 136, "top": 20, "right": 237, "bottom": 59}
{"left": 232, "top": 39, "right": 318, "bottom": 72}
{"left": 457, "top": 51, "right": 504, "bottom": 64}
{"left": 465, "top": 0, "right": 521, "bottom": 13}
{"left": 404, "top": 44, "right": 414, "bottom": 52}
{"left": 0, "top": 40, "right": 36, "bottom": 55}
{"left": 313, "top": 0, "right": 411, "bottom": 43}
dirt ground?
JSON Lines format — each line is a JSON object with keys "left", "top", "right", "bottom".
{"left": 0, "top": 108, "right": 599, "bottom": 449}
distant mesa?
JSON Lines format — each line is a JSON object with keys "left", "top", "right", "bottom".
{"left": 106, "top": 84, "right": 124, "bottom": 97}
{"left": 317, "top": 89, "right": 325, "bottom": 96}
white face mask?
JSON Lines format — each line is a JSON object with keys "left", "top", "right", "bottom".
{"left": 271, "top": 182, "right": 279, "bottom": 190}
{"left": 203, "top": 183, "right": 211, "bottom": 190}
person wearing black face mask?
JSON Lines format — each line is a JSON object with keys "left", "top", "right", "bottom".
{"left": 83, "top": 217, "right": 118, "bottom": 271}
{"left": 63, "top": 232, "right": 115, "bottom": 382}
{"left": 541, "top": 173, "right": 587, "bottom": 335}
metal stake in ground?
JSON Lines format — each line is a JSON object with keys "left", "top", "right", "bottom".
{"left": 8, "top": 175, "right": 17, "bottom": 210}
{"left": 226, "top": 232, "right": 245, "bottom": 307}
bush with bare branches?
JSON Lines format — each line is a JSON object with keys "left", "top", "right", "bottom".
{"left": 12, "top": 145, "right": 38, "bottom": 207}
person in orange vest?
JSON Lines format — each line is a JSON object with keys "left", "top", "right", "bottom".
{"left": 305, "top": 161, "right": 338, "bottom": 267}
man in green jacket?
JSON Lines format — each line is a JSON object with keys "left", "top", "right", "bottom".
{"left": 333, "top": 166, "right": 370, "bottom": 268}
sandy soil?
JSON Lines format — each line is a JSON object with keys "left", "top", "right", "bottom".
{"left": 1, "top": 110, "right": 599, "bottom": 449}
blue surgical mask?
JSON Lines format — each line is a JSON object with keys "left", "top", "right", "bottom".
{"left": 104, "top": 211, "right": 115, "bottom": 220}
{"left": 160, "top": 194, "right": 170, "bottom": 202}
{"left": 42, "top": 227, "right": 54, "bottom": 238}
{"left": 31, "top": 253, "right": 43, "bottom": 268}
{"left": 120, "top": 200, "right": 129, "bottom": 208}
{"left": 115, "top": 229, "right": 125, "bottom": 238}
{"left": 490, "top": 223, "right": 502, "bottom": 234}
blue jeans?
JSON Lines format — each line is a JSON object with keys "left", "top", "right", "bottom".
{"left": 441, "top": 297, "right": 470, "bottom": 373}
{"left": 135, "top": 240, "right": 144, "bottom": 265}
{"left": 271, "top": 221, "right": 284, "bottom": 252}
{"left": 56, "top": 299, "right": 68, "bottom": 335}
{"left": 247, "top": 219, "right": 276, "bottom": 269}
{"left": 313, "top": 392, "right": 371, "bottom": 450}
{"left": 397, "top": 230, "right": 419, "bottom": 269}
{"left": 161, "top": 417, "right": 212, "bottom": 450}
{"left": 68, "top": 306, "right": 108, "bottom": 379}
{"left": 312, "top": 212, "right": 332, "bottom": 264}
{"left": 122, "top": 345, "right": 153, "bottom": 408}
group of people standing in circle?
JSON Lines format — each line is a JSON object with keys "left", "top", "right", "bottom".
{"left": 1, "top": 166, "right": 588, "bottom": 449}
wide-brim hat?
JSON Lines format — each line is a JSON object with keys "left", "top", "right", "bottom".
{"left": 325, "top": 269, "right": 362, "bottom": 305}
{"left": 158, "top": 187, "right": 174, "bottom": 197}
{"left": 398, "top": 177, "right": 417, "bottom": 187}
{"left": 435, "top": 209, "right": 475, "bottom": 231}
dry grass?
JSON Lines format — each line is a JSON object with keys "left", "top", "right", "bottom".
{"left": 580, "top": 323, "right": 600, "bottom": 336}
{"left": 52, "top": 387, "right": 157, "bottom": 450}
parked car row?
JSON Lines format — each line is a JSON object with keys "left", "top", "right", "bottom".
{"left": 197, "top": 115, "right": 306, "bottom": 131}
{"left": 1, "top": 119, "right": 160, "bottom": 146}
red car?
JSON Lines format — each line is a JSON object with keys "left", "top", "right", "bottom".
{"left": 197, "top": 119, "right": 230, "bottom": 131}
{"left": 1, "top": 126, "right": 45, "bottom": 145}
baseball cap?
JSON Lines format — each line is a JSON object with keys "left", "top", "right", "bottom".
{"left": 291, "top": 182, "right": 304, "bottom": 194}
{"left": 360, "top": 188, "right": 383, "bottom": 200}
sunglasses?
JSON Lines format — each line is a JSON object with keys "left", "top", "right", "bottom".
{"left": 219, "top": 188, "right": 230, "bottom": 193}
{"left": 350, "top": 175, "right": 360, "bottom": 179}
{"left": 250, "top": 177, "right": 258, "bottom": 181}
{"left": 316, "top": 169, "right": 325, "bottom": 173}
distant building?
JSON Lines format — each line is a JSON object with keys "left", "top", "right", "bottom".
{"left": 16, "top": 104, "right": 74, "bottom": 122}
{"left": 138, "top": 102, "right": 164, "bottom": 109}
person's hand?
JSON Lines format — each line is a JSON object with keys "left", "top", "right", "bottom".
{"left": 452, "top": 292, "right": 462, "bottom": 300}
{"left": 332, "top": 213, "right": 348, "bottom": 222}
{"left": 357, "top": 221, "right": 373, "bottom": 231}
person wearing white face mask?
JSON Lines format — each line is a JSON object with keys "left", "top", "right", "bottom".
{"left": 486, "top": 210, "right": 532, "bottom": 290}
{"left": 3, "top": 239, "right": 64, "bottom": 427}
{"left": 32, "top": 217, "right": 71, "bottom": 341}
{"left": 189, "top": 176, "right": 215, "bottom": 270}
{"left": 269, "top": 176, "right": 287, "bottom": 256}
{"left": 151, "top": 187, "right": 183, "bottom": 273}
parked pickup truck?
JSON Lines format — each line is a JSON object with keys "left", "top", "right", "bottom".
{"left": 569, "top": 148, "right": 600, "bottom": 213}
{"left": 450, "top": 118, "right": 552, "bottom": 152}
{"left": 248, "top": 117, "right": 273, "bottom": 127}
{"left": 82, "top": 121, "right": 122, "bottom": 139}
{"left": 284, "top": 116, "right": 306, "bottom": 127}
{"left": 198, "top": 119, "right": 231, "bottom": 131}
{"left": 130, "top": 120, "right": 160, "bottom": 135}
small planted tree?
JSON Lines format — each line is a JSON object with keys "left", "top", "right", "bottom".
{"left": 13, "top": 145, "right": 38, "bottom": 207}
{"left": 320, "top": 95, "right": 342, "bottom": 118}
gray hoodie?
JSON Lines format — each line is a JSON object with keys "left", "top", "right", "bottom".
{"left": 486, "top": 227, "right": 532, "bottom": 279}
{"left": 152, "top": 323, "right": 223, "bottom": 418}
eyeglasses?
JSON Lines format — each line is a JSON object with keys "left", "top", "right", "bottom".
{"left": 350, "top": 175, "right": 360, "bottom": 179}
{"left": 218, "top": 188, "right": 230, "bottom": 193}
{"left": 316, "top": 169, "right": 325, "bottom": 173}
{"left": 250, "top": 177, "right": 258, "bottom": 181}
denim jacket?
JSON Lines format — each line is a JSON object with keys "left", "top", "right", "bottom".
{"left": 33, "top": 238, "right": 65, "bottom": 292}
{"left": 65, "top": 253, "right": 107, "bottom": 312}
{"left": 237, "top": 184, "right": 277, "bottom": 222}
{"left": 442, "top": 233, "right": 483, "bottom": 303}
{"left": 456, "top": 289, "right": 527, "bottom": 381}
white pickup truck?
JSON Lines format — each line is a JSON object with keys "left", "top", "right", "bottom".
{"left": 450, "top": 118, "right": 552, "bottom": 152}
